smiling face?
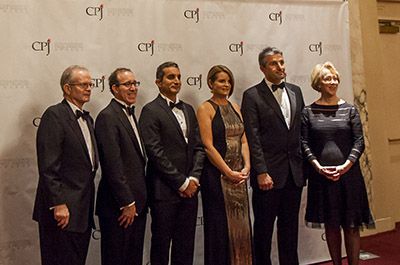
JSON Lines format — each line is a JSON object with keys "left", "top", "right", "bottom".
{"left": 260, "top": 53, "right": 286, "bottom": 84}
{"left": 320, "top": 68, "right": 339, "bottom": 98}
{"left": 156, "top": 66, "right": 181, "bottom": 101}
{"left": 63, "top": 69, "right": 92, "bottom": 109}
{"left": 209, "top": 71, "right": 232, "bottom": 98}
{"left": 112, "top": 70, "right": 138, "bottom": 105}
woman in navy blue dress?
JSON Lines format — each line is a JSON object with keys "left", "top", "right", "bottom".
{"left": 301, "top": 62, "right": 374, "bottom": 265}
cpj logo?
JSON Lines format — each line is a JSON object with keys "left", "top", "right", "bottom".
{"left": 187, "top": 74, "right": 202, "bottom": 90}
{"left": 138, "top": 40, "right": 154, "bottom": 56}
{"left": 86, "top": 4, "right": 104, "bottom": 21}
{"left": 184, "top": 8, "right": 199, "bottom": 23}
{"left": 269, "top": 11, "right": 282, "bottom": 25}
{"left": 92, "top": 76, "right": 106, "bottom": 92}
{"left": 32, "top": 39, "right": 51, "bottom": 56}
{"left": 229, "top": 41, "right": 244, "bottom": 56}
{"left": 309, "top": 42, "right": 322, "bottom": 56}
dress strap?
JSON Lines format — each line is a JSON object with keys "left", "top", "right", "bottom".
{"left": 207, "top": 99, "right": 219, "bottom": 111}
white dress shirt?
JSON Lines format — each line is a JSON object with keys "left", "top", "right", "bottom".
{"left": 265, "top": 78, "right": 291, "bottom": 129}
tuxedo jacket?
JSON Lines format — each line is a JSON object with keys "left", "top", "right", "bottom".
{"left": 33, "top": 99, "right": 98, "bottom": 233}
{"left": 241, "top": 80, "right": 306, "bottom": 190}
{"left": 139, "top": 94, "right": 205, "bottom": 201}
{"left": 95, "top": 99, "right": 147, "bottom": 217}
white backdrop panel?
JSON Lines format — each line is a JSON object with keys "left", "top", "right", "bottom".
{"left": 0, "top": 1, "right": 350, "bottom": 264}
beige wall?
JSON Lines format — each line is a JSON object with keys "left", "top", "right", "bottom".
{"left": 349, "top": 0, "right": 400, "bottom": 235}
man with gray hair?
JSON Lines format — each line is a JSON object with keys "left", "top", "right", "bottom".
{"left": 241, "top": 47, "right": 306, "bottom": 265}
{"left": 33, "top": 65, "right": 98, "bottom": 265}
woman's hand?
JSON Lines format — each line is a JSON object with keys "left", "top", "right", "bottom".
{"left": 240, "top": 167, "right": 250, "bottom": 177}
{"left": 314, "top": 160, "right": 353, "bottom": 181}
{"left": 223, "top": 170, "right": 248, "bottom": 186}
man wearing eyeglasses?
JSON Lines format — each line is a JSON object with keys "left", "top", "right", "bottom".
{"left": 95, "top": 68, "right": 147, "bottom": 265}
{"left": 33, "top": 65, "right": 99, "bottom": 265}
{"left": 139, "top": 61, "right": 204, "bottom": 265}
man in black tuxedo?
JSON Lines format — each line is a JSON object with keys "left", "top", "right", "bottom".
{"left": 95, "top": 68, "right": 147, "bottom": 265}
{"left": 241, "top": 47, "right": 306, "bottom": 265}
{"left": 139, "top": 61, "right": 204, "bottom": 265}
{"left": 33, "top": 65, "right": 98, "bottom": 265}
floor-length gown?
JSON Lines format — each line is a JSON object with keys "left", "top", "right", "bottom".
{"left": 201, "top": 100, "right": 252, "bottom": 265}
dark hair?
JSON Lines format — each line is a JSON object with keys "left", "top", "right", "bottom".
{"left": 207, "top": 65, "right": 235, "bottom": 97}
{"left": 108, "top": 68, "right": 133, "bottom": 95}
{"left": 258, "top": 47, "right": 283, "bottom": 67}
{"left": 156, "top": 61, "right": 179, "bottom": 81}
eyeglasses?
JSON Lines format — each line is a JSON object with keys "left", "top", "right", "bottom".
{"left": 69, "top": 83, "right": 93, "bottom": 88}
{"left": 117, "top": 81, "right": 140, "bottom": 88}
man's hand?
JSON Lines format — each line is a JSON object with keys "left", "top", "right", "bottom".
{"left": 53, "top": 204, "right": 70, "bottom": 229}
{"left": 257, "top": 173, "right": 274, "bottom": 191}
{"left": 181, "top": 179, "right": 199, "bottom": 198}
{"left": 118, "top": 204, "right": 138, "bottom": 229}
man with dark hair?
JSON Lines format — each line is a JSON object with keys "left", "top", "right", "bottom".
{"left": 241, "top": 47, "right": 306, "bottom": 265}
{"left": 139, "top": 61, "right": 204, "bottom": 265}
{"left": 33, "top": 65, "right": 98, "bottom": 265}
{"left": 95, "top": 68, "right": 147, "bottom": 265}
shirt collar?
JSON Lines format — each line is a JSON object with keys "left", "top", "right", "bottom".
{"left": 113, "top": 97, "right": 134, "bottom": 108}
{"left": 159, "top": 93, "right": 180, "bottom": 105}
{"left": 65, "top": 98, "right": 82, "bottom": 113}
{"left": 264, "top": 78, "right": 285, "bottom": 93}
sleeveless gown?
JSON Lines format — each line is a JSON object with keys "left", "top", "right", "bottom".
{"left": 200, "top": 100, "right": 252, "bottom": 265}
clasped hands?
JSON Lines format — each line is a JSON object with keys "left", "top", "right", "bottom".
{"left": 316, "top": 161, "right": 353, "bottom": 181}
{"left": 180, "top": 179, "right": 200, "bottom": 198}
{"left": 222, "top": 167, "right": 249, "bottom": 186}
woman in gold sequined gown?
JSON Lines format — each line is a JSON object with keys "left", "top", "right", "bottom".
{"left": 197, "top": 65, "right": 253, "bottom": 265}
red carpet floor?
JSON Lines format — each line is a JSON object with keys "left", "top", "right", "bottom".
{"left": 312, "top": 222, "right": 400, "bottom": 265}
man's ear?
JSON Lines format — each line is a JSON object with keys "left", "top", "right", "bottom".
{"left": 63, "top": 84, "right": 71, "bottom": 95}
{"left": 111, "top": 84, "right": 118, "bottom": 95}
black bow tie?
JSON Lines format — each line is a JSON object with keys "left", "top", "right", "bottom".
{"left": 125, "top": 105, "right": 135, "bottom": 116}
{"left": 169, "top": 101, "right": 183, "bottom": 110}
{"left": 115, "top": 100, "right": 135, "bottom": 116}
{"left": 76, "top": 110, "right": 90, "bottom": 120}
{"left": 271, "top": 82, "right": 285, "bottom": 92}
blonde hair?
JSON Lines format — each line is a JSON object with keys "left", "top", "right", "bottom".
{"left": 310, "top": 62, "right": 340, "bottom": 92}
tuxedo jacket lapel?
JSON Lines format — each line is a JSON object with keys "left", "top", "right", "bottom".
{"left": 111, "top": 99, "right": 146, "bottom": 161}
{"left": 257, "top": 82, "right": 287, "bottom": 127}
{"left": 62, "top": 100, "right": 93, "bottom": 167}
{"left": 286, "top": 87, "right": 297, "bottom": 128}
{"left": 156, "top": 95, "right": 186, "bottom": 142}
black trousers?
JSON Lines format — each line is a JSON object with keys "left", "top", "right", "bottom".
{"left": 99, "top": 212, "right": 147, "bottom": 265}
{"left": 252, "top": 175, "right": 303, "bottom": 265}
{"left": 150, "top": 196, "right": 198, "bottom": 265}
{"left": 38, "top": 223, "right": 91, "bottom": 265}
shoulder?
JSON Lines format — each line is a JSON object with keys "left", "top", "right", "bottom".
{"left": 41, "top": 101, "right": 70, "bottom": 120}
{"left": 182, "top": 101, "right": 196, "bottom": 115}
{"left": 197, "top": 101, "right": 216, "bottom": 119}
{"left": 230, "top": 101, "right": 241, "bottom": 113}
{"left": 142, "top": 97, "right": 161, "bottom": 110}
{"left": 341, "top": 102, "right": 360, "bottom": 114}
{"left": 243, "top": 82, "right": 262, "bottom": 95}
{"left": 286, "top": 82, "right": 302, "bottom": 93}
{"left": 96, "top": 102, "right": 115, "bottom": 121}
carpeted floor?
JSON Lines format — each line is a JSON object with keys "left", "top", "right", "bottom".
{"left": 312, "top": 222, "right": 400, "bottom": 265}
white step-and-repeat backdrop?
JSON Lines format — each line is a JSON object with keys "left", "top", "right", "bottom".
{"left": 0, "top": 0, "right": 351, "bottom": 264}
